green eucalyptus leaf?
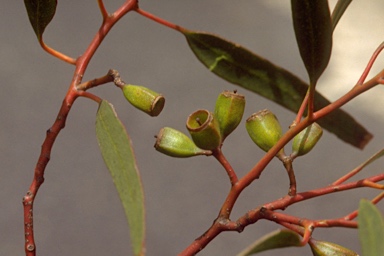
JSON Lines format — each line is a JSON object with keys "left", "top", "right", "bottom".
{"left": 358, "top": 199, "right": 384, "bottom": 256}
{"left": 237, "top": 229, "right": 302, "bottom": 256}
{"left": 309, "top": 239, "right": 358, "bottom": 256}
{"left": 358, "top": 148, "right": 384, "bottom": 172}
{"left": 182, "top": 30, "right": 372, "bottom": 149}
{"left": 24, "top": 0, "right": 57, "bottom": 40}
{"left": 291, "top": 0, "right": 333, "bottom": 84}
{"left": 331, "top": 0, "right": 353, "bottom": 31}
{"left": 96, "top": 100, "right": 145, "bottom": 256}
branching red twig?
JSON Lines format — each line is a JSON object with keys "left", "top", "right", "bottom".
{"left": 22, "top": 1, "right": 139, "bottom": 255}
{"left": 179, "top": 66, "right": 384, "bottom": 254}
{"left": 179, "top": 173, "right": 384, "bottom": 255}
{"left": 23, "top": 3, "right": 384, "bottom": 256}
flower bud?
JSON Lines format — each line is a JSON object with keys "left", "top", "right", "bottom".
{"left": 154, "top": 127, "right": 211, "bottom": 157}
{"left": 122, "top": 84, "right": 165, "bottom": 116}
{"left": 245, "top": 109, "right": 283, "bottom": 153}
{"left": 309, "top": 239, "right": 358, "bottom": 256}
{"left": 214, "top": 90, "right": 245, "bottom": 140}
{"left": 291, "top": 123, "right": 323, "bottom": 157}
{"left": 186, "top": 110, "right": 222, "bottom": 150}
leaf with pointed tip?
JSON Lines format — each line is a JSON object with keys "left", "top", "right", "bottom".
{"left": 331, "top": 0, "right": 353, "bottom": 31}
{"left": 358, "top": 148, "right": 384, "bottom": 170}
{"left": 24, "top": 0, "right": 57, "bottom": 41}
{"left": 291, "top": 0, "right": 333, "bottom": 85}
{"left": 237, "top": 229, "right": 302, "bottom": 256}
{"left": 96, "top": 100, "right": 145, "bottom": 256}
{"left": 358, "top": 199, "right": 384, "bottom": 256}
{"left": 182, "top": 30, "right": 372, "bottom": 149}
{"left": 309, "top": 239, "right": 358, "bottom": 256}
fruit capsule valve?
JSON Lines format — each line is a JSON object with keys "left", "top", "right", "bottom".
{"left": 186, "top": 109, "right": 222, "bottom": 150}
{"left": 291, "top": 123, "right": 323, "bottom": 158}
{"left": 154, "top": 127, "right": 212, "bottom": 158}
{"left": 214, "top": 90, "right": 245, "bottom": 140}
{"left": 245, "top": 109, "right": 284, "bottom": 155}
{"left": 122, "top": 84, "right": 165, "bottom": 116}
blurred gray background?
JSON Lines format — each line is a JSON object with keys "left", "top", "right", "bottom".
{"left": 1, "top": 1, "right": 384, "bottom": 255}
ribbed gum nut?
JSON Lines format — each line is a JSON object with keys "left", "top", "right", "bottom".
{"left": 122, "top": 85, "right": 165, "bottom": 116}
{"left": 292, "top": 123, "right": 323, "bottom": 157}
{"left": 186, "top": 110, "right": 222, "bottom": 150}
{"left": 309, "top": 239, "right": 358, "bottom": 256}
{"left": 154, "top": 127, "right": 211, "bottom": 158}
{"left": 214, "top": 90, "right": 245, "bottom": 140}
{"left": 245, "top": 109, "right": 283, "bottom": 152}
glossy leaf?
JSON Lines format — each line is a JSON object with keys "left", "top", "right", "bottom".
{"left": 96, "top": 100, "right": 145, "bottom": 256}
{"left": 309, "top": 239, "right": 358, "bottom": 256}
{"left": 182, "top": 30, "right": 372, "bottom": 149}
{"left": 358, "top": 199, "right": 384, "bottom": 256}
{"left": 24, "top": 0, "right": 57, "bottom": 40}
{"left": 331, "top": 0, "right": 353, "bottom": 31}
{"left": 237, "top": 229, "right": 302, "bottom": 256}
{"left": 291, "top": 0, "right": 333, "bottom": 84}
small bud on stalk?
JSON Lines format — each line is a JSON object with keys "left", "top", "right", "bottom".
{"left": 122, "top": 84, "right": 165, "bottom": 116}
{"left": 291, "top": 123, "right": 323, "bottom": 157}
{"left": 245, "top": 109, "right": 284, "bottom": 154}
{"left": 186, "top": 109, "right": 222, "bottom": 150}
{"left": 214, "top": 90, "right": 245, "bottom": 140}
{"left": 154, "top": 127, "right": 211, "bottom": 158}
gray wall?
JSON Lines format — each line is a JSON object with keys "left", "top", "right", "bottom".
{"left": 1, "top": 1, "right": 384, "bottom": 255}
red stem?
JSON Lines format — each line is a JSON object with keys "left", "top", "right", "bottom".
{"left": 39, "top": 40, "right": 76, "bottom": 65}
{"left": 179, "top": 173, "right": 384, "bottom": 255}
{"left": 22, "top": 1, "right": 139, "bottom": 255}
{"left": 213, "top": 148, "right": 238, "bottom": 187}
{"left": 135, "top": 8, "right": 183, "bottom": 32}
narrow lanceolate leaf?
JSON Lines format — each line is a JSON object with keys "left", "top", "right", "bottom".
{"left": 357, "top": 148, "right": 384, "bottom": 170}
{"left": 291, "top": 0, "right": 333, "bottom": 84}
{"left": 182, "top": 30, "right": 372, "bottom": 149}
{"left": 236, "top": 229, "right": 302, "bottom": 256}
{"left": 309, "top": 239, "right": 358, "bottom": 256}
{"left": 358, "top": 199, "right": 384, "bottom": 256}
{"left": 96, "top": 100, "right": 145, "bottom": 256}
{"left": 24, "top": 0, "right": 57, "bottom": 40}
{"left": 331, "top": 0, "right": 353, "bottom": 31}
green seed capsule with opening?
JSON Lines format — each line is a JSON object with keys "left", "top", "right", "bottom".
{"left": 186, "top": 109, "right": 222, "bottom": 150}
{"left": 122, "top": 84, "right": 165, "bottom": 116}
{"left": 309, "top": 239, "right": 358, "bottom": 256}
{"left": 292, "top": 123, "right": 323, "bottom": 157}
{"left": 214, "top": 90, "right": 245, "bottom": 140}
{"left": 154, "top": 127, "right": 211, "bottom": 158}
{"left": 245, "top": 109, "right": 283, "bottom": 153}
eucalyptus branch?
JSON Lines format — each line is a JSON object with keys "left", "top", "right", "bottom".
{"left": 181, "top": 173, "right": 384, "bottom": 255}
{"left": 23, "top": 1, "right": 139, "bottom": 255}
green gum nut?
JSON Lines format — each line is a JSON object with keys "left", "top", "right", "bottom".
{"left": 309, "top": 239, "right": 358, "bottom": 256}
{"left": 122, "top": 84, "right": 165, "bottom": 116}
{"left": 291, "top": 123, "right": 323, "bottom": 157}
{"left": 186, "top": 109, "right": 222, "bottom": 150}
{"left": 214, "top": 90, "right": 245, "bottom": 140}
{"left": 154, "top": 127, "right": 211, "bottom": 158}
{"left": 245, "top": 109, "right": 283, "bottom": 153}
